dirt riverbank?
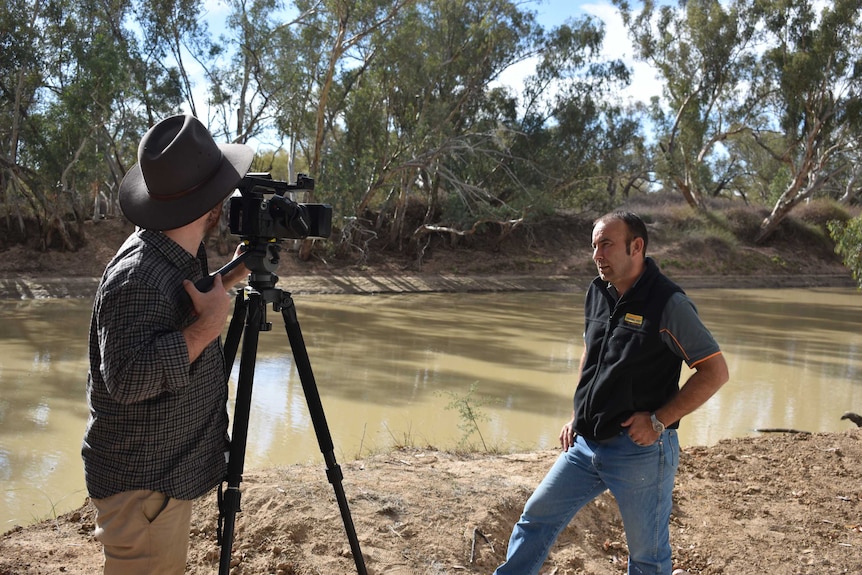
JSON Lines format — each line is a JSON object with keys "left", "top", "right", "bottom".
{"left": 1, "top": 431, "right": 861, "bottom": 575}
{"left": 0, "top": 216, "right": 855, "bottom": 299}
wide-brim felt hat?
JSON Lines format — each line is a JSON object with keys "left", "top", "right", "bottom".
{"left": 119, "top": 114, "right": 254, "bottom": 231}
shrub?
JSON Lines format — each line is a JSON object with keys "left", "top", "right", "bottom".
{"left": 794, "top": 199, "right": 852, "bottom": 231}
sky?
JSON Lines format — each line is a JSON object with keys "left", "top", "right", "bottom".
{"left": 508, "top": 0, "right": 663, "bottom": 104}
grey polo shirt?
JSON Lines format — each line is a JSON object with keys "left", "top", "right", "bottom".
{"left": 660, "top": 292, "right": 722, "bottom": 368}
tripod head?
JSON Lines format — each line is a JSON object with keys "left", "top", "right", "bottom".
{"left": 194, "top": 240, "right": 283, "bottom": 294}
{"left": 236, "top": 240, "right": 282, "bottom": 291}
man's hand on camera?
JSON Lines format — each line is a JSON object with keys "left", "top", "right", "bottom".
{"left": 222, "top": 244, "right": 250, "bottom": 290}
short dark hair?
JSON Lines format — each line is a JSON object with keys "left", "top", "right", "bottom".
{"left": 594, "top": 211, "right": 649, "bottom": 254}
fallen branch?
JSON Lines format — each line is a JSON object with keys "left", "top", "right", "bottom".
{"left": 413, "top": 214, "right": 526, "bottom": 249}
{"left": 755, "top": 428, "right": 811, "bottom": 435}
{"left": 414, "top": 217, "right": 524, "bottom": 237}
{"left": 470, "top": 527, "right": 494, "bottom": 563}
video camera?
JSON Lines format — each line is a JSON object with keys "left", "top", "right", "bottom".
{"left": 228, "top": 173, "right": 332, "bottom": 241}
{"left": 192, "top": 172, "right": 333, "bottom": 289}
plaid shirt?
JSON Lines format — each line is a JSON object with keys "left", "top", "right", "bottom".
{"left": 82, "top": 229, "right": 229, "bottom": 500}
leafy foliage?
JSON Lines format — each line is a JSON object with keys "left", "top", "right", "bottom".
{"left": 829, "top": 216, "right": 862, "bottom": 286}
{"left": 3, "top": 0, "right": 862, "bottom": 263}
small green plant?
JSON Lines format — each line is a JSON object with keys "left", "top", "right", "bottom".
{"left": 770, "top": 255, "right": 787, "bottom": 267}
{"left": 14, "top": 487, "right": 87, "bottom": 528}
{"left": 444, "top": 381, "right": 491, "bottom": 451}
{"left": 381, "top": 421, "right": 417, "bottom": 450}
{"left": 658, "top": 257, "right": 682, "bottom": 269}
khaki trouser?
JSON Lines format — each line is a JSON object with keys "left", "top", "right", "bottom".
{"left": 92, "top": 490, "right": 193, "bottom": 575}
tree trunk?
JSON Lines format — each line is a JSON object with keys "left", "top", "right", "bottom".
{"left": 755, "top": 182, "right": 817, "bottom": 244}
{"left": 674, "top": 174, "right": 703, "bottom": 210}
{"left": 387, "top": 176, "right": 409, "bottom": 249}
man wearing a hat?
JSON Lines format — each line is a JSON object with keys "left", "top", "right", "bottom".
{"left": 82, "top": 115, "right": 254, "bottom": 574}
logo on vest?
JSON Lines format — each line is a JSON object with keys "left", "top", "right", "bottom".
{"left": 623, "top": 313, "right": 644, "bottom": 327}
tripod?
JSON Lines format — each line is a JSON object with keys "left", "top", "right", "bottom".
{"left": 209, "top": 244, "right": 367, "bottom": 575}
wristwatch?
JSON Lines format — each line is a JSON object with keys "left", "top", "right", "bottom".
{"left": 650, "top": 412, "right": 666, "bottom": 433}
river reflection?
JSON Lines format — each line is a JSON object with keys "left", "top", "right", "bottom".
{"left": 1, "top": 288, "right": 861, "bottom": 529}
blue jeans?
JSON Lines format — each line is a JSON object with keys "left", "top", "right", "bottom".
{"left": 494, "top": 430, "right": 679, "bottom": 575}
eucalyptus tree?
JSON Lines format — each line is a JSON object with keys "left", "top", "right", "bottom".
{"left": 0, "top": 0, "right": 187, "bottom": 249}
{"left": 2, "top": 0, "right": 132, "bottom": 248}
{"left": 829, "top": 214, "right": 862, "bottom": 288}
{"left": 81, "top": 0, "right": 186, "bottom": 222}
{"left": 135, "top": 0, "right": 214, "bottom": 120}
{"left": 616, "top": 0, "right": 862, "bottom": 244}
{"left": 749, "top": 0, "right": 862, "bottom": 242}
{"left": 30, "top": 0, "right": 129, "bottom": 249}
{"left": 614, "top": 0, "right": 761, "bottom": 210}
{"left": 205, "top": 0, "right": 419, "bottom": 257}
{"left": 206, "top": 0, "right": 299, "bottom": 147}
{"left": 294, "top": 0, "right": 542, "bottom": 255}
{"left": 516, "top": 16, "right": 641, "bottom": 212}
{"left": 718, "top": 129, "right": 786, "bottom": 205}
{"left": 315, "top": 1, "right": 635, "bottom": 262}
{"left": 0, "top": 0, "right": 44, "bottom": 236}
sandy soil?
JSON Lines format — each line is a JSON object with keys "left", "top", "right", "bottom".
{"left": 1, "top": 431, "right": 860, "bottom": 575}
{"left": 1, "top": 217, "right": 861, "bottom": 574}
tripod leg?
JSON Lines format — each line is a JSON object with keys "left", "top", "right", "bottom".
{"left": 222, "top": 290, "right": 248, "bottom": 372}
{"left": 219, "top": 290, "right": 264, "bottom": 575}
{"left": 278, "top": 293, "right": 368, "bottom": 575}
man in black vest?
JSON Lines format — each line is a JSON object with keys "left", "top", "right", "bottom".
{"left": 494, "top": 211, "right": 729, "bottom": 575}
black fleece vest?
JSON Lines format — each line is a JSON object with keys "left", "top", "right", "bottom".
{"left": 574, "top": 258, "right": 684, "bottom": 441}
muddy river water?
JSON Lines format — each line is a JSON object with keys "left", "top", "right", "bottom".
{"left": 1, "top": 288, "right": 861, "bottom": 529}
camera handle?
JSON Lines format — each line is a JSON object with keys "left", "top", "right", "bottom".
{"left": 216, "top": 281, "right": 367, "bottom": 575}
{"left": 194, "top": 241, "right": 281, "bottom": 293}
{"left": 194, "top": 250, "right": 250, "bottom": 293}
